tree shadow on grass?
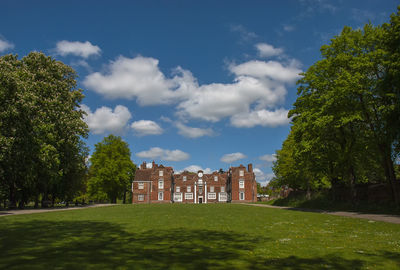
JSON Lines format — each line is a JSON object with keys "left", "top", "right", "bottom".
{"left": 0, "top": 220, "right": 398, "bottom": 269}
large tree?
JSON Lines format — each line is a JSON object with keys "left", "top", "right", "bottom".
{"left": 0, "top": 52, "right": 88, "bottom": 208}
{"left": 273, "top": 7, "right": 400, "bottom": 206}
{"left": 88, "top": 135, "right": 136, "bottom": 204}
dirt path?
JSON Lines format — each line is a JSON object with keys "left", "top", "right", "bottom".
{"left": 0, "top": 204, "right": 114, "bottom": 217}
{"left": 244, "top": 203, "right": 400, "bottom": 224}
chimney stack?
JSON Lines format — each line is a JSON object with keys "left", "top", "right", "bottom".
{"left": 141, "top": 161, "right": 147, "bottom": 169}
{"left": 248, "top": 163, "right": 253, "bottom": 172}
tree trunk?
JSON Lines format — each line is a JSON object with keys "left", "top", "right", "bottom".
{"left": 123, "top": 190, "right": 126, "bottom": 204}
{"left": 34, "top": 195, "right": 39, "bottom": 209}
{"left": 379, "top": 144, "right": 399, "bottom": 208}
{"left": 9, "top": 185, "right": 17, "bottom": 209}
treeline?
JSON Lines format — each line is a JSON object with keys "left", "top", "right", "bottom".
{"left": 271, "top": 7, "right": 400, "bottom": 207}
{"left": 0, "top": 52, "right": 88, "bottom": 208}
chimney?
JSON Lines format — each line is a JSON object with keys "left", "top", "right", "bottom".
{"left": 248, "top": 163, "right": 253, "bottom": 172}
{"left": 141, "top": 161, "right": 147, "bottom": 169}
{"left": 152, "top": 160, "right": 156, "bottom": 168}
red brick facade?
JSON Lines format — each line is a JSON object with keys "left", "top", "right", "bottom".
{"left": 132, "top": 162, "right": 257, "bottom": 204}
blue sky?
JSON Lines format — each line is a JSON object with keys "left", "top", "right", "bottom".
{"left": 1, "top": 0, "right": 398, "bottom": 185}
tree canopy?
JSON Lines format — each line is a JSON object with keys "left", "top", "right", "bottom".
{"left": 87, "top": 135, "right": 136, "bottom": 203}
{"left": 272, "top": 7, "right": 400, "bottom": 206}
{"left": 0, "top": 52, "right": 88, "bottom": 208}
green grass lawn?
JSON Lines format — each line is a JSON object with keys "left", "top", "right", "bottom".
{"left": 0, "top": 204, "right": 399, "bottom": 269}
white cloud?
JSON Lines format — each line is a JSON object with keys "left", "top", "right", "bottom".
{"left": 230, "top": 108, "right": 290, "bottom": 128}
{"left": 220, "top": 152, "right": 247, "bottom": 163}
{"left": 81, "top": 104, "right": 131, "bottom": 135}
{"left": 84, "top": 55, "right": 301, "bottom": 128}
{"left": 83, "top": 56, "right": 196, "bottom": 105}
{"left": 136, "top": 147, "right": 190, "bottom": 161}
{"left": 254, "top": 168, "right": 275, "bottom": 186}
{"left": 255, "top": 43, "right": 284, "bottom": 58}
{"left": 0, "top": 38, "right": 14, "bottom": 52}
{"left": 176, "top": 122, "right": 214, "bottom": 138}
{"left": 259, "top": 154, "right": 277, "bottom": 163}
{"left": 131, "top": 120, "right": 163, "bottom": 136}
{"left": 230, "top": 24, "right": 258, "bottom": 42}
{"left": 179, "top": 165, "right": 213, "bottom": 174}
{"left": 283, "top": 25, "right": 295, "bottom": 32}
{"left": 56, "top": 40, "right": 101, "bottom": 58}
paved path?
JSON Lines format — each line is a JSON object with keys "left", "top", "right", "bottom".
{"left": 244, "top": 203, "right": 400, "bottom": 224}
{"left": 0, "top": 204, "right": 114, "bottom": 217}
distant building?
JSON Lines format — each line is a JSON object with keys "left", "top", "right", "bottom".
{"left": 132, "top": 161, "right": 257, "bottom": 204}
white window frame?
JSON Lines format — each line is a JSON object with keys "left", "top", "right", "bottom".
{"left": 138, "top": 182, "right": 144, "bottom": 189}
{"left": 185, "top": 193, "right": 193, "bottom": 200}
{"left": 183, "top": 176, "right": 187, "bottom": 181}
{"left": 214, "top": 176, "right": 218, "bottom": 181}
{"left": 158, "top": 192, "right": 163, "bottom": 201}
{"left": 219, "top": 192, "right": 227, "bottom": 202}
{"left": 239, "top": 180, "right": 245, "bottom": 189}
{"left": 239, "top": 192, "right": 245, "bottom": 200}
{"left": 158, "top": 180, "right": 164, "bottom": 189}
{"left": 187, "top": 186, "right": 191, "bottom": 192}
{"left": 138, "top": 194, "right": 144, "bottom": 201}
{"left": 174, "top": 192, "right": 182, "bottom": 202}
{"left": 176, "top": 186, "right": 180, "bottom": 192}
{"left": 208, "top": 192, "right": 216, "bottom": 200}
{"left": 210, "top": 186, "right": 214, "bottom": 192}
{"left": 221, "top": 186, "right": 225, "bottom": 192}
{"left": 239, "top": 170, "right": 244, "bottom": 177}
{"left": 159, "top": 170, "right": 163, "bottom": 177}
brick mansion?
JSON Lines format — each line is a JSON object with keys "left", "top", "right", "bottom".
{"left": 132, "top": 161, "right": 257, "bottom": 204}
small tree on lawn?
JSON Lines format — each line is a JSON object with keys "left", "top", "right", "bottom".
{"left": 88, "top": 135, "right": 136, "bottom": 203}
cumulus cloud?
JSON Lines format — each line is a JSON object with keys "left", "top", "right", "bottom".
{"left": 220, "top": 152, "right": 247, "bottom": 163}
{"left": 179, "top": 165, "right": 213, "bottom": 174}
{"left": 230, "top": 108, "right": 290, "bottom": 128}
{"left": 254, "top": 168, "right": 275, "bottom": 185}
{"left": 131, "top": 120, "right": 163, "bottom": 136}
{"left": 255, "top": 43, "right": 284, "bottom": 58}
{"left": 80, "top": 104, "right": 131, "bottom": 135}
{"left": 84, "top": 54, "right": 301, "bottom": 128}
{"left": 0, "top": 38, "right": 14, "bottom": 52}
{"left": 176, "top": 122, "right": 214, "bottom": 138}
{"left": 259, "top": 154, "right": 277, "bottom": 163}
{"left": 56, "top": 40, "right": 101, "bottom": 58}
{"left": 136, "top": 147, "right": 190, "bottom": 161}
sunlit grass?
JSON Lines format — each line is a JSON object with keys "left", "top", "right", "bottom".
{"left": 0, "top": 204, "right": 399, "bottom": 269}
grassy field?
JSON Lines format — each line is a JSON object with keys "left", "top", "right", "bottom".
{"left": 0, "top": 204, "right": 399, "bottom": 269}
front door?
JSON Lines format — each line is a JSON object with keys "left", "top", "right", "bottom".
{"left": 199, "top": 197, "right": 203, "bottom": 204}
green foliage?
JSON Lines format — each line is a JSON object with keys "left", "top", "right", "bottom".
{"left": 273, "top": 7, "right": 400, "bottom": 206}
{"left": 88, "top": 135, "right": 136, "bottom": 203}
{"left": 0, "top": 52, "right": 88, "bottom": 208}
{"left": 1, "top": 204, "right": 399, "bottom": 269}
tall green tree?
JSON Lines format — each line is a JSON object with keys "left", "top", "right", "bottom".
{"left": 0, "top": 52, "right": 88, "bottom": 208}
{"left": 88, "top": 135, "right": 136, "bottom": 203}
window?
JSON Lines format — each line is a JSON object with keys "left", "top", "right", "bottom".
{"left": 185, "top": 193, "right": 193, "bottom": 200}
{"left": 219, "top": 192, "right": 227, "bottom": 202}
{"left": 174, "top": 193, "right": 182, "bottom": 202}
{"left": 214, "top": 175, "right": 218, "bottom": 181}
{"left": 138, "top": 182, "right": 144, "bottom": 189}
{"left": 158, "top": 192, "right": 163, "bottom": 200}
{"left": 187, "top": 186, "right": 191, "bottom": 192}
{"left": 239, "top": 170, "right": 244, "bottom": 176}
{"left": 159, "top": 170, "right": 163, "bottom": 177}
{"left": 183, "top": 176, "right": 187, "bottom": 181}
{"left": 239, "top": 180, "right": 245, "bottom": 189}
{"left": 208, "top": 192, "right": 216, "bottom": 199}
{"left": 158, "top": 180, "right": 164, "bottom": 189}
{"left": 210, "top": 186, "right": 214, "bottom": 192}
{"left": 221, "top": 186, "right": 225, "bottom": 192}
{"left": 176, "top": 186, "right": 180, "bottom": 192}
{"left": 138, "top": 194, "right": 144, "bottom": 201}
{"left": 239, "top": 192, "right": 245, "bottom": 200}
